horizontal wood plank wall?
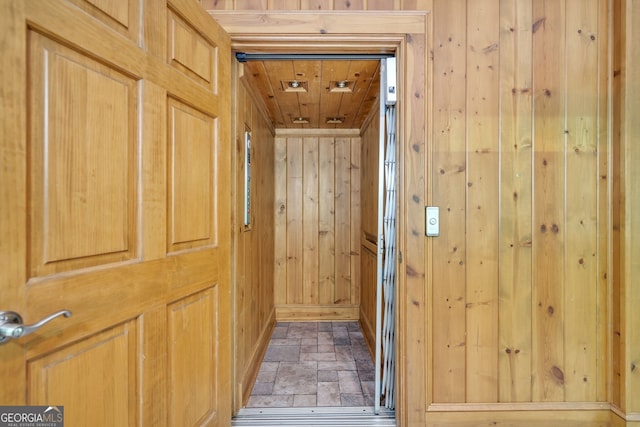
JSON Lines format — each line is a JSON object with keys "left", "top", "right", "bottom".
{"left": 234, "top": 71, "right": 276, "bottom": 408}
{"left": 359, "top": 106, "right": 380, "bottom": 354}
{"left": 274, "top": 130, "right": 361, "bottom": 320}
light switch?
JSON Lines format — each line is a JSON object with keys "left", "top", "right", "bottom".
{"left": 426, "top": 206, "right": 439, "bottom": 237}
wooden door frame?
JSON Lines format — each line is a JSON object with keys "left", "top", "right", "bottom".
{"left": 209, "top": 11, "right": 430, "bottom": 426}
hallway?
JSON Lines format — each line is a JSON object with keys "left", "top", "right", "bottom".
{"left": 246, "top": 321, "right": 376, "bottom": 408}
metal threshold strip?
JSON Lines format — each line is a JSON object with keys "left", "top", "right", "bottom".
{"left": 232, "top": 407, "right": 396, "bottom": 427}
{"left": 235, "top": 52, "right": 395, "bottom": 62}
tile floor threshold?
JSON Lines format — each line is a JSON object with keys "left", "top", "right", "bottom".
{"left": 232, "top": 407, "right": 396, "bottom": 427}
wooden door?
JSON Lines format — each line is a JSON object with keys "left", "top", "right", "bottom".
{"left": 0, "top": 0, "right": 231, "bottom": 426}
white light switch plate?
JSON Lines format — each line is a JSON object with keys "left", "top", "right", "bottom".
{"left": 426, "top": 206, "right": 439, "bottom": 237}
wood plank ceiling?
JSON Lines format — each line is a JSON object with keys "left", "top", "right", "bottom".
{"left": 242, "top": 59, "right": 381, "bottom": 129}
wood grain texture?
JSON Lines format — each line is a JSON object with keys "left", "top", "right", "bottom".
{"left": 274, "top": 136, "right": 289, "bottom": 306}
{"left": 303, "top": 137, "right": 320, "bottom": 304}
{"left": 432, "top": 0, "right": 468, "bottom": 403}
{"left": 620, "top": 0, "right": 640, "bottom": 416}
{"left": 498, "top": 0, "right": 534, "bottom": 403}
{"left": 29, "top": 321, "right": 137, "bottom": 427}
{"left": 1, "top": 2, "right": 233, "bottom": 426}
{"left": 531, "top": 0, "right": 567, "bottom": 402}
{"left": 335, "top": 136, "right": 353, "bottom": 304}
{"left": 319, "top": 137, "right": 336, "bottom": 305}
{"left": 28, "top": 32, "right": 137, "bottom": 275}
{"left": 1, "top": 3, "right": 30, "bottom": 406}
{"left": 611, "top": 0, "right": 624, "bottom": 410}
{"left": 3, "top": 0, "right": 629, "bottom": 424}
{"left": 213, "top": 2, "right": 619, "bottom": 424}
{"left": 465, "top": 0, "right": 500, "bottom": 403}
{"left": 167, "top": 98, "right": 215, "bottom": 252}
{"left": 65, "top": 0, "right": 140, "bottom": 41}
{"left": 564, "top": 0, "right": 599, "bottom": 402}
{"left": 286, "top": 136, "right": 304, "bottom": 304}
{"left": 233, "top": 75, "right": 276, "bottom": 410}
{"left": 167, "top": 289, "right": 218, "bottom": 426}
{"left": 274, "top": 131, "right": 361, "bottom": 318}
{"left": 359, "top": 104, "right": 380, "bottom": 352}
{"left": 243, "top": 59, "right": 379, "bottom": 129}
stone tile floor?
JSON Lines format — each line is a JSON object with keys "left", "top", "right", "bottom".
{"left": 246, "top": 321, "right": 376, "bottom": 408}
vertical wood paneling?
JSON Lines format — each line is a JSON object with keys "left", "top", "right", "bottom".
{"left": 498, "top": 0, "right": 534, "bottom": 403}
{"left": 269, "top": 0, "right": 303, "bottom": 9}
{"left": 595, "top": 0, "right": 609, "bottom": 405}
{"left": 211, "top": 0, "right": 618, "bottom": 417}
{"left": 319, "top": 137, "right": 336, "bottom": 305}
{"left": 351, "top": 137, "right": 361, "bottom": 305}
{"left": 274, "top": 132, "right": 361, "bottom": 318}
{"left": 359, "top": 109, "right": 379, "bottom": 352}
{"left": 465, "top": 0, "right": 500, "bottom": 403}
{"left": 531, "top": 0, "right": 566, "bottom": 402}
{"left": 335, "top": 0, "right": 364, "bottom": 9}
{"left": 335, "top": 137, "right": 352, "bottom": 304}
{"left": 303, "top": 137, "right": 320, "bottom": 304}
{"left": 621, "top": 0, "right": 640, "bottom": 416}
{"left": 611, "top": 0, "right": 623, "bottom": 409}
{"left": 300, "top": 0, "right": 333, "bottom": 9}
{"left": 274, "top": 137, "right": 288, "bottom": 305}
{"left": 287, "top": 137, "right": 304, "bottom": 304}
{"left": 564, "top": 0, "right": 599, "bottom": 402}
{"left": 233, "top": 77, "right": 275, "bottom": 408}
{"left": 402, "top": 27, "right": 428, "bottom": 425}
{"left": 432, "top": 0, "right": 468, "bottom": 403}
{"left": 426, "top": 0, "right": 609, "bottom": 407}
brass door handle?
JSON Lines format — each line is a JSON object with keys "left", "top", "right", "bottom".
{"left": 0, "top": 310, "right": 71, "bottom": 344}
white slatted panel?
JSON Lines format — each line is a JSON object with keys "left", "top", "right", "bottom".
{"left": 375, "top": 58, "right": 397, "bottom": 413}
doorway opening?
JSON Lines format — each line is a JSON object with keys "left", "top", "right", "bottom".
{"left": 229, "top": 46, "right": 402, "bottom": 424}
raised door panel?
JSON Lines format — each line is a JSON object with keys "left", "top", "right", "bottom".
{"left": 168, "top": 9, "right": 217, "bottom": 91}
{"left": 167, "top": 98, "right": 217, "bottom": 253}
{"left": 64, "top": 0, "right": 140, "bottom": 42}
{"left": 28, "top": 321, "right": 137, "bottom": 427}
{"left": 168, "top": 288, "right": 218, "bottom": 426}
{"left": 0, "top": 1, "right": 232, "bottom": 425}
{"left": 28, "top": 31, "right": 138, "bottom": 277}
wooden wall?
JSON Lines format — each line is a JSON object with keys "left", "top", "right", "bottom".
{"left": 359, "top": 105, "right": 380, "bottom": 353}
{"left": 208, "top": 0, "right": 640, "bottom": 425}
{"left": 273, "top": 130, "right": 361, "bottom": 320}
{"left": 233, "top": 68, "right": 276, "bottom": 408}
{"left": 612, "top": 0, "right": 640, "bottom": 424}
{"left": 430, "top": 0, "right": 610, "bottom": 406}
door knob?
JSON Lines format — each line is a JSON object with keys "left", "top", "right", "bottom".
{"left": 0, "top": 310, "right": 72, "bottom": 344}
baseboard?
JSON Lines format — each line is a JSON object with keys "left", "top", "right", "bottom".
{"left": 240, "top": 307, "right": 276, "bottom": 406}
{"left": 425, "top": 404, "right": 640, "bottom": 426}
{"left": 424, "top": 408, "right": 612, "bottom": 426}
{"left": 275, "top": 304, "right": 359, "bottom": 321}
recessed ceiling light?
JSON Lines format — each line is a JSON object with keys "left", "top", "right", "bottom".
{"left": 329, "top": 80, "right": 354, "bottom": 93}
{"left": 282, "top": 80, "right": 308, "bottom": 92}
{"left": 326, "top": 117, "right": 344, "bottom": 124}
{"left": 292, "top": 117, "right": 310, "bottom": 124}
